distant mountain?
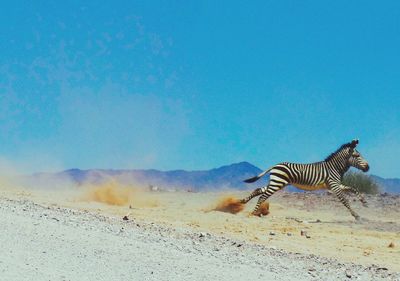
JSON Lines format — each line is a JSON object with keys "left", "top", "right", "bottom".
{"left": 21, "top": 162, "right": 263, "bottom": 191}
{"left": 371, "top": 175, "right": 400, "bottom": 194}
{"left": 18, "top": 162, "right": 399, "bottom": 193}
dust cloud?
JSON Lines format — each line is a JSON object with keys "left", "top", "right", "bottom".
{"left": 213, "top": 196, "right": 245, "bottom": 214}
{"left": 83, "top": 181, "right": 158, "bottom": 208}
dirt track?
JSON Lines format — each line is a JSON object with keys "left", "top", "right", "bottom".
{"left": 70, "top": 187, "right": 400, "bottom": 272}
{"left": 0, "top": 185, "right": 399, "bottom": 280}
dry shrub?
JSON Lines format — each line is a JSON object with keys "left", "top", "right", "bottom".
{"left": 252, "top": 202, "right": 270, "bottom": 217}
{"left": 342, "top": 171, "right": 381, "bottom": 194}
{"left": 213, "top": 196, "right": 245, "bottom": 214}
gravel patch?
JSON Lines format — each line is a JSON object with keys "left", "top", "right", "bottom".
{"left": 0, "top": 196, "right": 398, "bottom": 281}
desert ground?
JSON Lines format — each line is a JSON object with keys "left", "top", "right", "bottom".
{"left": 0, "top": 182, "right": 399, "bottom": 280}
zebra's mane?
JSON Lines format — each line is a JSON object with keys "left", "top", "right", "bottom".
{"left": 324, "top": 143, "right": 353, "bottom": 162}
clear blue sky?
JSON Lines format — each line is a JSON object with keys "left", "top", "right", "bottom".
{"left": 0, "top": 1, "right": 399, "bottom": 177}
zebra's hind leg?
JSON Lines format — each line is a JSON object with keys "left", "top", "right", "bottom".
{"left": 251, "top": 185, "right": 284, "bottom": 216}
{"left": 239, "top": 188, "right": 263, "bottom": 204}
{"left": 251, "top": 193, "right": 269, "bottom": 216}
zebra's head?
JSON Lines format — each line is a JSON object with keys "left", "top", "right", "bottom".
{"left": 347, "top": 139, "right": 369, "bottom": 172}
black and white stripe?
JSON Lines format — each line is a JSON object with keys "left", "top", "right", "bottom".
{"left": 241, "top": 139, "right": 370, "bottom": 220}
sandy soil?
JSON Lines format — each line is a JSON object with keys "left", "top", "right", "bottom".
{"left": 0, "top": 183, "right": 399, "bottom": 280}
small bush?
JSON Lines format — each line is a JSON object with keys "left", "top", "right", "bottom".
{"left": 342, "top": 171, "right": 381, "bottom": 194}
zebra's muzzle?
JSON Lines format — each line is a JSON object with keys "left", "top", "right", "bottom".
{"left": 362, "top": 164, "right": 370, "bottom": 172}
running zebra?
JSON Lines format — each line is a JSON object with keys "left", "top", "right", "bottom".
{"left": 241, "top": 139, "right": 370, "bottom": 220}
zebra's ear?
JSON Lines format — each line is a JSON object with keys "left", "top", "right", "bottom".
{"left": 350, "top": 139, "right": 359, "bottom": 148}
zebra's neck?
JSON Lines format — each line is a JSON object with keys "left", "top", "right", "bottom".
{"left": 325, "top": 150, "right": 351, "bottom": 178}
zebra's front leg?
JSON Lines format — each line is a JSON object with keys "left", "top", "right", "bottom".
{"left": 329, "top": 182, "right": 360, "bottom": 220}
{"left": 340, "top": 184, "right": 368, "bottom": 207}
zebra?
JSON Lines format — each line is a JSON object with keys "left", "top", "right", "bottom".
{"left": 240, "top": 139, "right": 370, "bottom": 220}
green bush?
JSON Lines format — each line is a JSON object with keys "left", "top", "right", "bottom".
{"left": 342, "top": 171, "right": 381, "bottom": 194}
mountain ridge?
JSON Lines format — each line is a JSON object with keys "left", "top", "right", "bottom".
{"left": 21, "top": 162, "right": 399, "bottom": 193}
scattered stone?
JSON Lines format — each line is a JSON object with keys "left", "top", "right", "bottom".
{"left": 306, "top": 234, "right": 311, "bottom": 239}
{"left": 199, "top": 232, "right": 206, "bottom": 238}
{"left": 269, "top": 232, "right": 276, "bottom": 236}
{"left": 301, "top": 230, "right": 307, "bottom": 236}
{"left": 388, "top": 242, "right": 395, "bottom": 248}
{"left": 307, "top": 269, "right": 316, "bottom": 277}
{"left": 345, "top": 270, "right": 352, "bottom": 278}
{"left": 363, "top": 249, "right": 372, "bottom": 256}
{"left": 123, "top": 212, "right": 131, "bottom": 221}
{"left": 286, "top": 232, "right": 292, "bottom": 236}
{"left": 285, "top": 216, "right": 303, "bottom": 223}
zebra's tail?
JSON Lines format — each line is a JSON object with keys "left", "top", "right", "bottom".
{"left": 243, "top": 167, "right": 272, "bottom": 183}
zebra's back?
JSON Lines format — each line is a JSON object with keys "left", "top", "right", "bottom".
{"left": 271, "top": 161, "right": 328, "bottom": 188}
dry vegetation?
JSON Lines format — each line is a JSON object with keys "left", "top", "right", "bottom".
{"left": 343, "top": 171, "right": 381, "bottom": 194}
